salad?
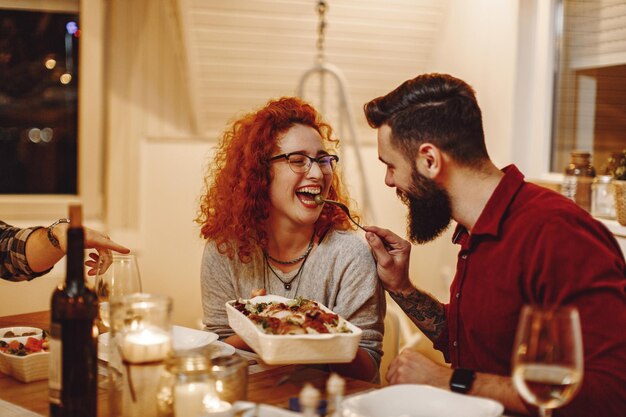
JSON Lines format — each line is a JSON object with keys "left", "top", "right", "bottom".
{"left": 0, "top": 331, "right": 49, "bottom": 356}
{"left": 233, "top": 296, "right": 352, "bottom": 335}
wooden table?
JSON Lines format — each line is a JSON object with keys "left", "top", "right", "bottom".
{"left": 0, "top": 311, "right": 379, "bottom": 416}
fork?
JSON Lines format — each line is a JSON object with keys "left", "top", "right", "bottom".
{"left": 315, "top": 195, "right": 367, "bottom": 232}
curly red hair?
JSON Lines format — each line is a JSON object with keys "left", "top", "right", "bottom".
{"left": 197, "top": 97, "right": 358, "bottom": 262}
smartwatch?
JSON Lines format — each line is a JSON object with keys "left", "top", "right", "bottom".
{"left": 450, "top": 368, "right": 475, "bottom": 394}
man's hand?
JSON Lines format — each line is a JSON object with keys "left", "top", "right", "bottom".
{"left": 386, "top": 349, "right": 451, "bottom": 388}
{"left": 364, "top": 225, "right": 413, "bottom": 294}
{"left": 56, "top": 225, "right": 130, "bottom": 276}
{"left": 386, "top": 350, "right": 531, "bottom": 415}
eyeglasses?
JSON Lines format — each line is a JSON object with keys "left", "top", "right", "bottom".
{"left": 270, "top": 152, "right": 339, "bottom": 175}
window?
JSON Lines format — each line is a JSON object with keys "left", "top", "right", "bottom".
{"left": 551, "top": 0, "right": 626, "bottom": 174}
{"left": 0, "top": 9, "right": 79, "bottom": 194}
{"left": 0, "top": 0, "right": 104, "bottom": 220}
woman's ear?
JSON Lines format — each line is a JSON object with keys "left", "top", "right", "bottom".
{"left": 415, "top": 143, "right": 443, "bottom": 179}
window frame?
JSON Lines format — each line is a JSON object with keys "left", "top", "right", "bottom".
{"left": 0, "top": 0, "right": 104, "bottom": 220}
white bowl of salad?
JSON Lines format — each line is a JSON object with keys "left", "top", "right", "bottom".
{"left": 226, "top": 295, "right": 362, "bottom": 365}
{"left": 0, "top": 327, "right": 49, "bottom": 383}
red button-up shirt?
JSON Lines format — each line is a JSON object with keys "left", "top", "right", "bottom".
{"left": 434, "top": 165, "right": 626, "bottom": 417}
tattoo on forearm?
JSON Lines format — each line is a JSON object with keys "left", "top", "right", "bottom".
{"left": 389, "top": 289, "right": 445, "bottom": 341}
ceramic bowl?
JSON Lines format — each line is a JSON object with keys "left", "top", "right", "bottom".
{"left": 226, "top": 295, "right": 362, "bottom": 365}
{"left": 0, "top": 351, "right": 49, "bottom": 383}
{"left": 0, "top": 326, "right": 43, "bottom": 345}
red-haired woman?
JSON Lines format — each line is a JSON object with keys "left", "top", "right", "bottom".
{"left": 197, "top": 97, "right": 384, "bottom": 382}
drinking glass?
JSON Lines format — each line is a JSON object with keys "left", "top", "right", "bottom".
{"left": 512, "top": 305, "right": 584, "bottom": 417}
{"left": 95, "top": 253, "right": 143, "bottom": 330}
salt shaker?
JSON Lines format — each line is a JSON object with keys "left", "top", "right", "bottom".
{"left": 299, "top": 383, "right": 321, "bottom": 417}
{"left": 325, "top": 373, "right": 345, "bottom": 417}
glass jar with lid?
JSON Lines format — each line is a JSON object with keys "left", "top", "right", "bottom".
{"left": 592, "top": 175, "right": 616, "bottom": 219}
{"left": 157, "top": 351, "right": 211, "bottom": 417}
{"left": 561, "top": 150, "right": 596, "bottom": 212}
{"left": 157, "top": 349, "right": 248, "bottom": 417}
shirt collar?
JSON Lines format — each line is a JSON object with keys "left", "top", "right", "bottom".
{"left": 452, "top": 164, "right": 525, "bottom": 245}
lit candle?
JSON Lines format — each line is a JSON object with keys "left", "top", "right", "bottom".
{"left": 121, "top": 327, "right": 171, "bottom": 364}
{"left": 201, "top": 394, "right": 233, "bottom": 417}
{"left": 174, "top": 382, "right": 211, "bottom": 417}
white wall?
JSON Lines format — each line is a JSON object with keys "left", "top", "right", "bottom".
{"left": 137, "top": 139, "right": 214, "bottom": 328}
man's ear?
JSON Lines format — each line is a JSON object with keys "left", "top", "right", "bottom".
{"left": 415, "top": 143, "right": 443, "bottom": 179}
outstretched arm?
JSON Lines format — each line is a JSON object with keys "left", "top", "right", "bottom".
{"left": 26, "top": 223, "right": 129, "bottom": 275}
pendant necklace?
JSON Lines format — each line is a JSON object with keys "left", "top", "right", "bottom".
{"left": 264, "top": 233, "right": 315, "bottom": 291}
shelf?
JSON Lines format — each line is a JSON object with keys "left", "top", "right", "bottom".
{"left": 596, "top": 217, "right": 626, "bottom": 238}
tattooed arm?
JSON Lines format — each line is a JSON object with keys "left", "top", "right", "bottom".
{"left": 388, "top": 288, "right": 445, "bottom": 342}
{"left": 364, "top": 225, "right": 446, "bottom": 342}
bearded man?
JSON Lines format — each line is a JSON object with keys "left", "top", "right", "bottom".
{"left": 363, "top": 73, "right": 626, "bottom": 417}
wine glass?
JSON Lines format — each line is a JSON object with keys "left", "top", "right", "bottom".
{"left": 95, "top": 253, "right": 143, "bottom": 331}
{"left": 512, "top": 305, "right": 584, "bottom": 417}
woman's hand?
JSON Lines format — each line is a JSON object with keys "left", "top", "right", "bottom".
{"left": 251, "top": 288, "right": 267, "bottom": 297}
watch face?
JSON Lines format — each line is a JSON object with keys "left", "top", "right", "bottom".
{"left": 450, "top": 368, "right": 475, "bottom": 393}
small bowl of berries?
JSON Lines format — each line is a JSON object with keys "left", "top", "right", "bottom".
{"left": 0, "top": 327, "right": 49, "bottom": 383}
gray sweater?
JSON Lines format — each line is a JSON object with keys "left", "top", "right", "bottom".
{"left": 200, "top": 229, "right": 385, "bottom": 369}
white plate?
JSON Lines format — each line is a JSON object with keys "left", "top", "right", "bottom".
{"left": 238, "top": 403, "right": 300, "bottom": 417}
{"left": 341, "top": 384, "right": 504, "bottom": 417}
{"left": 226, "top": 295, "right": 362, "bottom": 365}
{"left": 205, "top": 340, "right": 236, "bottom": 358}
{"left": 97, "top": 328, "right": 228, "bottom": 362}
{"left": 172, "top": 325, "right": 219, "bottom": 351}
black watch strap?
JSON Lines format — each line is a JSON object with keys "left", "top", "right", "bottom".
{"left": 450, "top": 368, "right": 476, "bottom": 394}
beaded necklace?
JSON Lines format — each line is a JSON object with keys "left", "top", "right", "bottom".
{"left": 264, "top": 234, "right": 314, "bottom": 265}
{"left": 263, "top": 233, "right": 315, "bottom": 291}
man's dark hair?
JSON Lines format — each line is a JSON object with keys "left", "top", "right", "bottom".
{"left": 364, "top": 73, "right": 489, "bottom": 167}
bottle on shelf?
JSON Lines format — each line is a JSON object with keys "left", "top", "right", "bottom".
{"left": 49, "top": 204, "right": 98, "bottom": 417}
{"left": 592, "top": 175, "right": 616, "bottom": 219}
{"left": 561, "top": 150, "right": 596, "bottom": 212}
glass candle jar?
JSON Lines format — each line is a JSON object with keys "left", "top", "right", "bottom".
{"left": 108, "top": 294, "right": 173, "bottom": 417}
{"left": 157, "top": 349, "right": 248, "bottom": 417}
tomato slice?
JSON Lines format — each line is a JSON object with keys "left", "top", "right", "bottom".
{"left": 24, "top": 337, "right": 43, "bottom": 352}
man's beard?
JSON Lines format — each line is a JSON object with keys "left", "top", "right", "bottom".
{"left": 396, "top": 169, "right": 452, "bottom": 244}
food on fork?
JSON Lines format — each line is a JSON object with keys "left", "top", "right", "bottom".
{"left": 232, "top": 296, "right": 352, "bottom": 335}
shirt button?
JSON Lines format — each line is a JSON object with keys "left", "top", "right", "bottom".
{"left": 453, "top": 341, "right": 458, "bottom": 347}
{"left": 456, "top": 292, "right": 460, "bottom": 299}
{"left": 461, "top": 254, "right": 468, "bottom": 259}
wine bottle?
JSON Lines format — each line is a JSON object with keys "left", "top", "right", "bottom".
{"left": 49, "top": 205, "right": 98, "bottom": 417}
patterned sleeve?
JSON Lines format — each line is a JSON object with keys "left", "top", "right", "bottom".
{"left": 0, "top": 221, "right": 51, "bottom": 281}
